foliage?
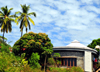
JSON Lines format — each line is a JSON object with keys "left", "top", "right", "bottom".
{"left": 87, "top": 38, "right": 100, "bottom": 58}
{"left": 47, "top": 58, "right": 56, "bottom": 65}
{"left": 0, "top": 51, "right": 39, "bottom": 72}
{"left": 48, "top": 66, "right": 84, "bottom": 72}
{"left": 29, "top": 52, "right": 41, "bottom": 68}
{"left": 88, "top": 38, "right": 100, "bottom": 50}
{"left": 13, "top": 32, "right": 53, "bottom": 66}
{"left": 0, "top": 36, "right": 7, "bottom": 41}
{"left": 0, "top": 52, "right": 21, "bottom": 71}
{"left": 0, "top": 43, "right": 10, "bottom": 53}
{"left": 0, "top": 6, "right": 15, "bottom": 33}
{"left": 71, "top": 66, "right": 84, "bottom": 72}
{"left": 0, "top": 6, "right": 15, "bottom": 43}
{"left": 53, "top": 53, "right": 61, "bottom": 57}
{"left": 0, "top": 38, "right": 8, "bottom": 46}
{"left": 21, "top": 59, "right": 28, "bottom": 66}
{"left": 15, "top": 4, "right": 36, "bottom": 37}
{"left": 56, "top": 60, "right": 61, "bottom": 65}
{"left": 0, "top": 41, "right": 11, "bottom": 53}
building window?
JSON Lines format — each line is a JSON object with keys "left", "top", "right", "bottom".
{"left": 58, "top": 58, "right": 77, "bottom": 67}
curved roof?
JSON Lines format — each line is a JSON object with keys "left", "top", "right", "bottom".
{"left": 53, "top": 40, "right": 97, "bottom": 54}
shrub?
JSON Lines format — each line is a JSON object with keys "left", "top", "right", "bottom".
{"left": 71, "top": 66, "right": 84, "bottom": 72}
{"left": 0, "top": 43, "right": 10, "bottom": 53}
{"left": 48, "top": 66, "right": 84, "bottom": 72}
{"left": 47, "top": 58, "right": 55, "bottom": 65}
{"left": 29, "top": 52, "right": 41, "bottom": 68}
{"left": 0, "top": 52, "right": 21, "bottom": 72}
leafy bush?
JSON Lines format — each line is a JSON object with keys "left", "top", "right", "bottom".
{"left": 29, "top": 52, "right": 41, "bottom": 68}
{"left": 48, "top": 66, "right": 84, "bottom": 72}
{"left": 0, "top": 51, "right": 40, "bottom": 72}
{"left": 56, "top": 60, "right": 61, "bottom": 65}
{"left": 0, "top": 52, "right": 21, "bottom": 71}
{"left": 0, "top": 43, "right": 10, "bottom": 53}
{"left": 71, "top": 66, "right": 84, "bottom": 72}
{"left": 53, "top": 53, "right": 61, "bottom": 57}
{"left": 47, "top": 58, "right": 55, "bottom": 65}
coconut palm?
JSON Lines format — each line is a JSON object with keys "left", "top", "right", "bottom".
{"left": 15, "top": 4, "right": 36, "bottom": 37}
{"left": 0, "top": 6, "right": 15, "bottom": 43}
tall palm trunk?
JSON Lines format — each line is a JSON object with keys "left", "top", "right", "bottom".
{"left": 3, "top": 31, "right": 4, "bottom": 43}
{"left": 21, "top": 30, "right": 23, "bottom": 37}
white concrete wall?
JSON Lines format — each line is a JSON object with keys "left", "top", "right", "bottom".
{"left": 84, "top": 51, "right": 92, "bottom": 72}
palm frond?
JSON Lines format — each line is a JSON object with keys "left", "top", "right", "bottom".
{"left": 25, "top": 19, "right": 28, "bottom": 27}
{"left": 1, "top": 22, "right": 5, "bottom": 30}
{"left": 21, "top": 4, "right": 30, "bottom": 13}
{"left": 1, "top": 6, "right": 8, "bottom": 15}
{"left": 7, "top": 8, "right": 13, "bottom": 16}
{"left": 8, "top": 21, "right": 12, "bottom": 32}
{"left": 0, "top": 11, "right": 4, "bottom": 16}
{"left": 20, "top": 4, "right": 23, "bottom": 9}
{"left": 15, "top": 16, "right": 22, "bottom": 25}
{"left": 9, "top": 18, "right": 15, "bottom": 22}
{"left": 1, "top": 7, "right": 5, "bottom": 13}
{"left": 27, "top": 20, "right": 31, "bottom": 30}
{"left": 28, "top": 12, "right": 36, "bottom": 17}
{"left": 9, "top": 15, "right": 16, "bottom": 17}
{"left": 28, "top": 17, "right": 35, "bottom": 25}
{"left": 15, "top": 11, "right": 22, "bottom": 14}
{"left": 4, "top": 19, "right": 7, "bottom": 25}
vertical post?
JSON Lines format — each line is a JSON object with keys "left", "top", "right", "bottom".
{"left": 73, "top": 59, "right": 74, "bottom": 66}
{"left": 84, "top": 51, "right": 92, "bottom": 72}
{"left": 70, "top": 59, "right": 71, "bottom": 67}
{"left": 67, "top": 59, "right": 68, "bottom": 67}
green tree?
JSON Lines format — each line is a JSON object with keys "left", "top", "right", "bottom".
{"left": 87, "top": 38, "right": 100, "bottom": 51}
{"left": 13, "top": 32, "right": 53, "bottom": 67}
{"left": 53, "top": 53, "right": 61, "bottom": 66}
{"left": 15, "top": 4, "right": 36, "bottom": 37}
{"left": 88, "top": 38, "right": 100, "bottom": 58}
{"left": 0, "top": 6, "right": 15, "bottom": 43}
{"left": 42, "top": 49, "right": 52, "bottom": 72}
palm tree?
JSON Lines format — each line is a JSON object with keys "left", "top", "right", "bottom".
{"left": 0, "top": 6, "right": 15, "bottom": 43}
{"left": 15, "top": 4, "right": 36, "bottom": 37}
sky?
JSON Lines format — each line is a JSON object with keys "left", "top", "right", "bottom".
{"left": 0, "top": 0, "right": 100, "bottom": 47}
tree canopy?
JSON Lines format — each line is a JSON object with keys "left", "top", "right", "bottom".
{"left": 13, "top": 32, "right": 53, "bottom": 66}
{"left": 87, "top": 38, "right": 100, "bottom": 51}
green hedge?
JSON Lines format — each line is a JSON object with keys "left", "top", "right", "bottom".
{"left": 47, "top": 66, "right": 84, "bottom": 72}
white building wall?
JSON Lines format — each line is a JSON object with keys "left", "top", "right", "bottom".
{"left": 84, "top": 51, "right": 92, "bottom": 72}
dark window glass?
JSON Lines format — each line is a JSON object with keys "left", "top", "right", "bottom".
{"left": 71, "top": 58, "right": 73, "bottom": 66}
{"left": 74, "top": 58, "right": 77, "bottom": 66}
{"left": 65, "top": 58, "right": 67, "bottom": 65}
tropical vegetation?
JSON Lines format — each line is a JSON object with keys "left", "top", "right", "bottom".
{"left": 0, "top": 4, "right": 85, "bottom": 72}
